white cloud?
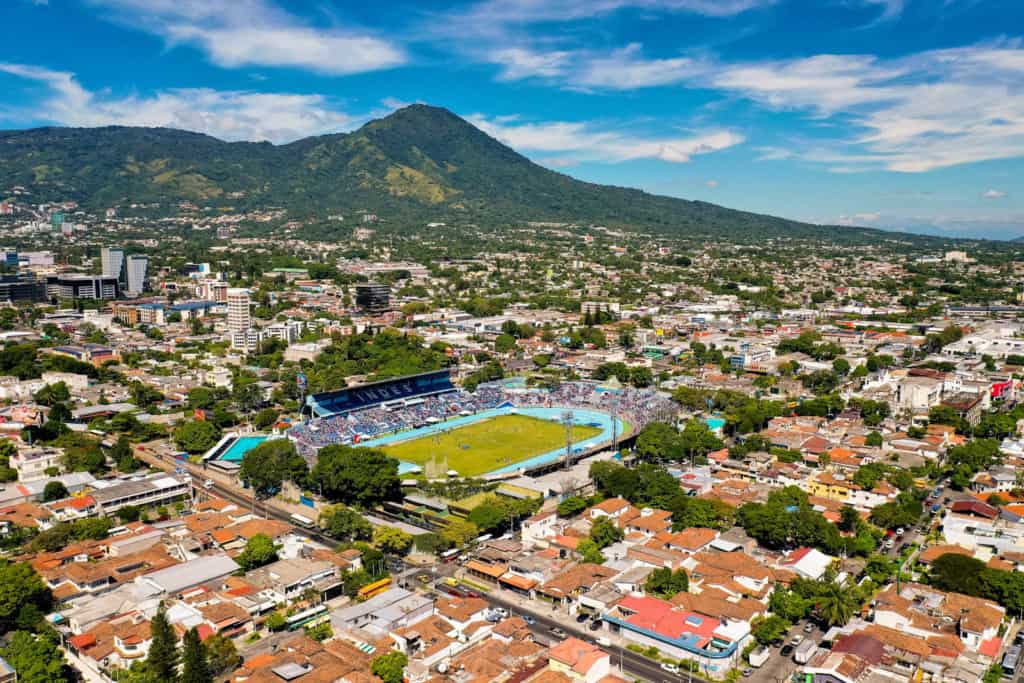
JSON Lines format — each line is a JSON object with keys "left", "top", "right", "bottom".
{"left": 490, "top": 48, "right": 572, "bottom": 81}
{"left": 0, "top": 63, "right": 359, "bottom": 142}
{"left": 89, "top": 0, "right": 404, "bottom": 75}
{"left": 458, "top": 0, "right": 771, "bottom": 30}
{"left": 860, "top": 0, "right": 905, "bottom": 22}
{"left": 466, "top": 113, "right": 743, "bottom": 164}
{"left": 545, "top": 41, "right": 1024, "bottom": 173}
{"left": 705, "top": 179, "right": 719, "bottom": 188}
{"left": 984, "top": 189, "right": 1007, "bottom": 199}
{"left": 575, "top": 44, "right": 703, "bottom": 89}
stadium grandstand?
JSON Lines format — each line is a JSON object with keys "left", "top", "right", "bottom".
{"left": 289, "top": 375, "right": 676, "bottom": 476}
{"left": 304, "top": 369, "right": 456, "bottom": 418}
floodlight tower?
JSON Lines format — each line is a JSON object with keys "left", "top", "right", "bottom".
{"left": 562, "top": 409, "right": 574, "bottom": 470}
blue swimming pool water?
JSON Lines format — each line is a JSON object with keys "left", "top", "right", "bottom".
{"left": 358, "top": 406, "right": 625, "bottom": 476}
{"left": 218, "top": 435, "right": 269, "bottom": 462}
{"left": 705, "top": 416, "right": 726, "bottom": 431}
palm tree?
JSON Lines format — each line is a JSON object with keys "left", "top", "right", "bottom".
{"left": 817, "top": 581, "right": 859, "bottom": 627}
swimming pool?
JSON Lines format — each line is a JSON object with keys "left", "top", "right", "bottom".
{"left": 217, "top": 435, "right": 269, "bottom": 462}
{"left": 705, "top": 416, "right": 726, "bottom": 431}
{"left": 358, "top": 405, "right": 626, "bottom": 477}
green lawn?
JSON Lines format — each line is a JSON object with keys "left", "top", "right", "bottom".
{"left": 379, "top": 414, "right": 602, "bottom": 477}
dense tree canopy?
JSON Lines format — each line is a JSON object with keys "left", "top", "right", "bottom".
{"left": 312, "top": 445, "right": 401, "bottom": 507}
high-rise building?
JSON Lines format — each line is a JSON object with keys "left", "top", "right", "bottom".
{"left": 355, "top": 283, "right": 391, "bottom": 314}
{"left": 101, "top": 247, "right": 126, "bottom": 282}
{"left": 0, "top": 273, "right": 46, "bottom": 303}
{"left": 226, "top": 288, "right": 252, "bottom": 333}
{"left": 46, "top": 275, "right": 120, "bottom": 300}
{"left": 125, "top": 255, "right": 149, "bottom": 296}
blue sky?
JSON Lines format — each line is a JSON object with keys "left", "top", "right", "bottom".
{"left": 2, "top": 0, "right": 1023, "bottom": 239}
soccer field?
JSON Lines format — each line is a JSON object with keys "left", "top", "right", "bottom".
{"left": 378, "top": 413, "right": 602, "bottom": 477}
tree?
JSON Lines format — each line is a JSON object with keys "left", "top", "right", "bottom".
{"left": 1, "top": 630, "right": 71, "bottom": 683}
{"left": 865, "top": 431, "right": 883, "bottom": 447}
{"left": 589, "top": 516, "right": 624, "bottom": 549}
{"left": 319, "top": 505, "right": 372, "bottom": 541}
{"left": 494, "top": 334, "right": 516, "bottom": 354}
{"left": 42, "top": 481, "right": 68, "bottom": 502}
{"left": 129, "top": 381, "right": 164, "bottom": 409}
{"left": 33, "top": 382, "right": 70, "bottom": 407}
{"left": 254, "top": 408, "right": 279, "bottom": 430}
{"left": 576, "top": 538, "right": 606, "bottom": 564}
{"left": 635, "top": 422, "right": 683, "bottom": 462}
{"left": 201, "top": 634, "right": 239, "bottom": 679}
{"left": 0, "top": 561, "right": 52, "bottom": 634}
{"left": 752, "top": 615, "right": 789, "bottom": 645}
{"left": 644, "top": 568, "right": 689, "bottom": 599}
{"left": 930, "top": 553, "right": 988, "bottom": 596}
{"left": 187, "top": 387, "right": 217, "bottom": 410}
{"left": 238, "top": 438, "right": 307, "bottom": 496}
{"left": 469, "top": 500, "right": 509, "bottom": 535}
{"left": 312, "top": 445, "right": 400, "bottom": 507}
{"left": 556, "top": 496, "right": 588, "bottom": 518}
{"left": 264, "top": 611, "right": 287, "bottom": 632}
{"left": 928, "top": 405, "right": 965, "bottom": 431}
{"left": 236, "top": 534, "right": 278, "bottom": 571}
{"left": 441, "top": 518, "right": 479, "bottom": 548}
{"left": 838, "top": 506, "right": 860, "bottom": 533}
{"left": 373, "top": 526, "right": 413, "bottom": 555}
{"left": 111, "top": 435, "right": 139, "bottom": 472}
{"left": 173, "top": 420, "right": 221, "bottom": 454}
{"left": 679, "top": 419, "right": 723, "bottom": 459}
{"left": 180, "top": 627, "right": 212, "bottom": 683}
{"left": 146, "top": 605, "right": 179, "bottom": 680}
{"left": 371, "top": 651, "right": 408, "bottom": 683}
{"left": 816, "top": 581, "right": 859, "bottom": 627}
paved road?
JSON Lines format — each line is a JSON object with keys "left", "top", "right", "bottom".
{"left": 480, "top": 590, "right": 714, "bottom": 683}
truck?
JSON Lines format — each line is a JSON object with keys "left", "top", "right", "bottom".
{"left": 793, "top": 639, "right": 819, "bottom": 665}
{"left": 748, "top": 646, "right": 770, "bottom": 668}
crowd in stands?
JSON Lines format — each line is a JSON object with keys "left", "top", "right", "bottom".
{"left": 289, "top": 380, "right": 675, "bottom": 461}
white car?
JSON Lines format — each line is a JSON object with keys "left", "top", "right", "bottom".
{"left": 660, "top": 663, "right": 680, "bottom": 674}
{"left": 896, "top": 527, "right": 905, "bottom": 535}
{"left": 790, "top": 634, "right": 804, "bottom": 646}
{"left": 884, "top": 539, "right": 895, "bottom": 549}
{"left": 203, "top": 479, "right": 214, "bottom": 489}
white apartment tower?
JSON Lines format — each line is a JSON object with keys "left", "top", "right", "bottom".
{"left": 125, "top": 255, "right": 149, "bottom": 296}
{"left": 101, "top": 247, "right": 125, "bottom": 282}
{"left": 226, "top": 288, "right": 252, "bottom": 333}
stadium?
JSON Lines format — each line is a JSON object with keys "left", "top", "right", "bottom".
{"left": 286, "top": 369, "right": 676, "bottom": 478}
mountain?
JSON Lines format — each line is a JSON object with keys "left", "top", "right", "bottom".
{"left": 0, "top": 104, "right": 889, "bottom": 240}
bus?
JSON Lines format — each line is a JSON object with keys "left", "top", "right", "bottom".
{"left": 285, "top": 604, "right": 329, "bottom": 631}
{"left": 357, "top": 577, "right": 392, "bottom": 600}
{"left": 440, "top": 548, "right": 460, "bottom": 562}
{"left": 290, "top": 513, "right": 315, "bottom": 529}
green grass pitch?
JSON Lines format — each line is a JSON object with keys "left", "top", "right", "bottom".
{"left": 378, "top": 413, "right": 603, "bottom": 477}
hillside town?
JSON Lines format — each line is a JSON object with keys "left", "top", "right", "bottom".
{"left": 2, "top": 198, "right": 1024, "bottom": 683}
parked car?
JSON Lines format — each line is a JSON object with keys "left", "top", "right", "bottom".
{"left": 589, "top": 619, "right": 602, "bottom": 631}
{"left": 576, "top": 613, "right": 589, "bottom": 623}
{"left": 896, "top": 527, "right": 905, "bottom": 535}
{"left": 742, "top": 669, "right": 754, "bottom": 678}
{"left": 780, "top": 645, "right": 795, "bottom": 657}
{"left": 550, "top": 627, "right": 566, "bottom": 638}
{"left": 803, "top": 622, "right": 815, "bottom": 633}
{"left": 203, "top": 479, "right": 214, "bottom": 488}
{"left": 522, "top": 615, "right": 535, "bottom": 625}
{"left": 790, "top": 634, "right": 804, "bottom": 646}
